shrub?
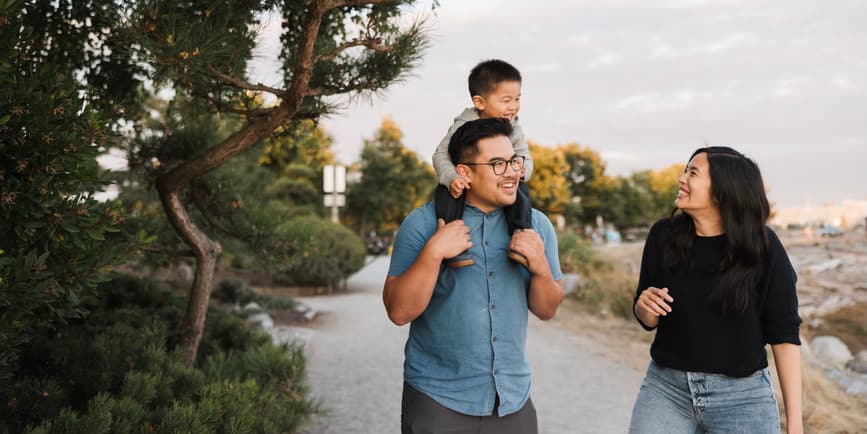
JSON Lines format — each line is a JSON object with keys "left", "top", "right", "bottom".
{"left": 271, "top": 216, "right": 366, "bottom": 287}
{"left": 1, "top": 275, "right": 314, "bottom": 434}
{"left": 558, "top": 231, "right": 635, "bottom": 319}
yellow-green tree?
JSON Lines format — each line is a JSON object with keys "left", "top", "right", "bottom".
{"left": 559, "top": 143, "right": 615, "bottom": 226}
{"left": 345, "top": 117, "right": 435, "bottom": 237}
{"left": 527, "top": 141, "right": 570, "bottom": 216}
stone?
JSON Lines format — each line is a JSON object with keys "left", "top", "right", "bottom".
{"left": 242, "top": 301, "right": 262, "bottom": 313}
{"left": 811, "top": 335, "right": 853, "bottom": 367}
{"left": 246, "top": 313, "right": 274, "bottom": 330}
{"left": 848, "top": 351, "right": 867, "bottom": 374}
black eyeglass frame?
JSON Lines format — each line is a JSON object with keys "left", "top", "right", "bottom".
{"left": 460, "top": 156, "right": 525, "bottom": 175}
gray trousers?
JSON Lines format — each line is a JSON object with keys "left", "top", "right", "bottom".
{"left": 401, "top": 383, "right": 538, "bottom": 434}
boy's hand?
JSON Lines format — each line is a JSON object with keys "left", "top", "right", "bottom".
{"left": 449, "top": 177, "right": 470, "bottom": 198}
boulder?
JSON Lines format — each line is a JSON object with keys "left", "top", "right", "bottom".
{"left": 811, "top": 335, "right": 853, "bottom": 367}
{"left": 847, "top": 350, "right": 867, "bottom": 374}
{"left": 246, "top": 312, "right": 274, "bottom": 330}
{"left": 242, "top": 301, "right": 263, "bottom": 313}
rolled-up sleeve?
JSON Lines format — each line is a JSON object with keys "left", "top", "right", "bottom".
{"left": 761, "top": 231, "right": 802, "bottom": 345}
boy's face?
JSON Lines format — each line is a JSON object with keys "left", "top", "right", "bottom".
{"left": 472, "top": 80, "right": 521, "bottom": 122}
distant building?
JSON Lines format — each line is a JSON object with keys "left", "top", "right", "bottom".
{"left": 770, "top": 200, "right": 867, "bottom": 229}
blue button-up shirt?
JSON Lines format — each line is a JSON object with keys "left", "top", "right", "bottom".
{"left": 388, "top": 202, "right": 562, "bottom": 417}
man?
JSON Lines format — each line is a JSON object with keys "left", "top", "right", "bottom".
{"left": 383, "top": 118, "right": 564, "bottom": 434}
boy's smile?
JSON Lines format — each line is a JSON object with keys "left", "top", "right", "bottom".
{"left": 473, "top": 80, "right": 521, "bottom": 122}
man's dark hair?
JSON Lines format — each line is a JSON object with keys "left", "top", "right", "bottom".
{"left": 468, "top": 59, "right": 522, "bottom": 97}
{"left": 448, "top": 118, "right": 513, "bottom": 164}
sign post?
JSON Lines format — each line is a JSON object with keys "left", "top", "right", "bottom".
{"left": 323, "top": 164, "right": 346, "bottom": 223}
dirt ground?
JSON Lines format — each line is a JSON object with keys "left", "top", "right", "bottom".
{"left": 552, "top": 230, "right": 867, "bottom": 433}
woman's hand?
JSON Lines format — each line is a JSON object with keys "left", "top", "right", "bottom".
{"left": 634, "top": 287, "right": 673, "bottom": 329}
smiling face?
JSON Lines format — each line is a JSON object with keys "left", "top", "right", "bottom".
{"left": 457, "top": 135, "right": 520, "bottom": 213}
{"left": 472, "top": 80, "right": 521, "bottom": 122}
{"left": 675, "top": 152, "right": 721, "bottom": 219}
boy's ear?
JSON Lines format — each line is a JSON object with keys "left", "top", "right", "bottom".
{"left": 471, "top": 95, "right": 486, "bottom": 111}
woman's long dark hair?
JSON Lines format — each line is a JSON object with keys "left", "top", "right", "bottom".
{"left": 665, "top": 146, "right": 770, "bottom": 316}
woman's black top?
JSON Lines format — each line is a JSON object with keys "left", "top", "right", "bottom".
{"left": 633, "top": 218, "right": 801, "bottom": 377}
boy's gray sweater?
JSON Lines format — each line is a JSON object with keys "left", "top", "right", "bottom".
{"left": 432, "top": 108, "right": 534, "bottom": 188}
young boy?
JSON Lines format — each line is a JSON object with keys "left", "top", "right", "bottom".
{"left": 432, "top": 59, "right": 534, "bottom": 268}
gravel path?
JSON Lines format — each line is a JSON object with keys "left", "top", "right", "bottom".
{"left": 297, "top": 256, "right": 643, "bottom": 434}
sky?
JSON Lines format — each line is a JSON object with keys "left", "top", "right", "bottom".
{"left": 248, "top": 0, "right": 867, "bottom": 208}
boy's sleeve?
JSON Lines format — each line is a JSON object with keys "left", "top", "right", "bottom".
{"left": 511, "top": 121, "right": 534, "bottom": 181}
{"left": 433, "top": 118, "right": 467, "bottom": 187}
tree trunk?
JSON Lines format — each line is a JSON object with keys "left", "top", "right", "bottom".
{"left": 148, "top": 1, "right": 334, "bottom": 367}
{"left": 156, "top": 179, "right": 223, "bottom": 367}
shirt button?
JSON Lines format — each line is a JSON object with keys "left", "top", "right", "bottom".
{"left": 492, "top": 336, "right": 497, "bottom": 342}
{"left": 484, "top": 241, "right": 489, "bottom": 246}
{"left": 490, "top": 304, "right": 496, "bottom": 310}
{"left": 488, "top": 272, "right": 493, "bottom": 277}
{"left": 493, "top": 369, "right": 499, "bottom": 375}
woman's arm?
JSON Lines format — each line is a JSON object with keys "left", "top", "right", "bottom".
{"left": 771, "top": 343, "right": 803, "bottom": 434}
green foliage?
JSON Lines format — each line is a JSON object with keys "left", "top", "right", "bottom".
{"left": 213, "top": 278, "right": 297, "bottom": 310}
{"left": 345, "top": 117, "right": 436, "bottom": 236}
{"left": 271, "top": 216, "right": 367, "bottom": 287}
{"left": 281, "top": 1, "right": 428, "bottom": 114}
{"left": 558, "top": 232, "right": 636, "bottom": 319}
{"left": 3, "top": 275, "right": 314, "bottom": 434}
{"left": 0, "top": 3, "right": 143, "bottom": 393}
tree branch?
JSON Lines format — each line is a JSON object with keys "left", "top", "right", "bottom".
{"left": 314, "top": 37, "right": 392, "bottom": 64}
{"left": 190, "top": 181, "right": 249, "bottom": 240}
{"left": 206, "top": 65, "right": 287, "bottom": 97}
{"left": 325, "top": 0, "right": 395, "bottom": 8}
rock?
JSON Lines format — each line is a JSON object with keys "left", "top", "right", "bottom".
{"left": 269, "top": 325, "right": 313, "bottom": 348}
{"left": 242, "top": 301, "right": 262, "bottom": 313}
{"left": 808, "top": 258, "right": 842, "bottom": 274}
{"left": 246, "top": 312, "right": 274, "bottom": 330}
{"left": 811, "top": 335, "right": 853, "bottom": 367}
{"left": 848, "top": 351, "right": 867, "bottom": 374}
{"left": 173, "top": 263, "right": 193, "bottom": 282}
{"left": 560, "top": 273, "right": 581, "bottom": 295}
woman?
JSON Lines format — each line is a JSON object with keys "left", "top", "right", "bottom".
{"left": 629, "top": 147, "right": 802, "bottom": 434}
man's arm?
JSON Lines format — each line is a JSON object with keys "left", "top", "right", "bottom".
{"left": 383, "top": 219, "right": 471, "bottom": 326}
{"left": 510, "top": 228, "right": 563, "bottom": 320}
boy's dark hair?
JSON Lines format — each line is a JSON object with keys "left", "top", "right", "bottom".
{"left": 448, "top": 118, "right": 513, "bottom": 165}
{"left": 468, "top": 59, "right": 522, "bottom": 97}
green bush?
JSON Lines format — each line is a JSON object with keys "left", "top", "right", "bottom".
{"left": 213, "top": 278, "right": 298, "bottom": 311}
{"left": 271, "top": 216, "right": 366, "bottom": 287}
{"left": 558, "top": 231, "right": 635, "bottom": 319}
{"left": 1, "top": 275, "right": 314, "bottom": 434}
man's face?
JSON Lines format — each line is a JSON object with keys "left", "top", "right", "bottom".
{"left": 459, "top": 135, "right": 520, "bottom": 213}
{"left": 473, "top": 81, "right": 521, "bottom": 122}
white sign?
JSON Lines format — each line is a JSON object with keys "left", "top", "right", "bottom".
{"left": 324, "top": 165, "right": 334, "bottom": 193}
{"left": 324, "top": 194, "right": 346, "bottom": 207}
{"left": 323, "top": 165, "right": 346, "bottom": 193}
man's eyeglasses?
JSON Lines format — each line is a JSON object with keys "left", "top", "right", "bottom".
{"left": 461, "top": 156, "right": 525, "bottom": 176}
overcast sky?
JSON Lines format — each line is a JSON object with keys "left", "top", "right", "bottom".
{"left": 250, "top": 0, "right": 867, "bottom": 208}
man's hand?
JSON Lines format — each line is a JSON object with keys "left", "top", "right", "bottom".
{"left": 430, "top": 219, "right": 472, "bottom": 261}
{"left": 449, "top": 177, "right": 470, "bottom": 198}
{"left": 509, "top": 229, "right": 548, "bottom": 275}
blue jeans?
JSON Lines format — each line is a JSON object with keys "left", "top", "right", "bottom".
{"left": 629, "top": 360, "right": 780, "bottom": 434}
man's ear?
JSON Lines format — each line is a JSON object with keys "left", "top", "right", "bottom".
{"left": 471, "top": 95, "right": 485, "bottom": 111}
{"left": 456, "top": 163, "right": 472, "bottom": 180}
